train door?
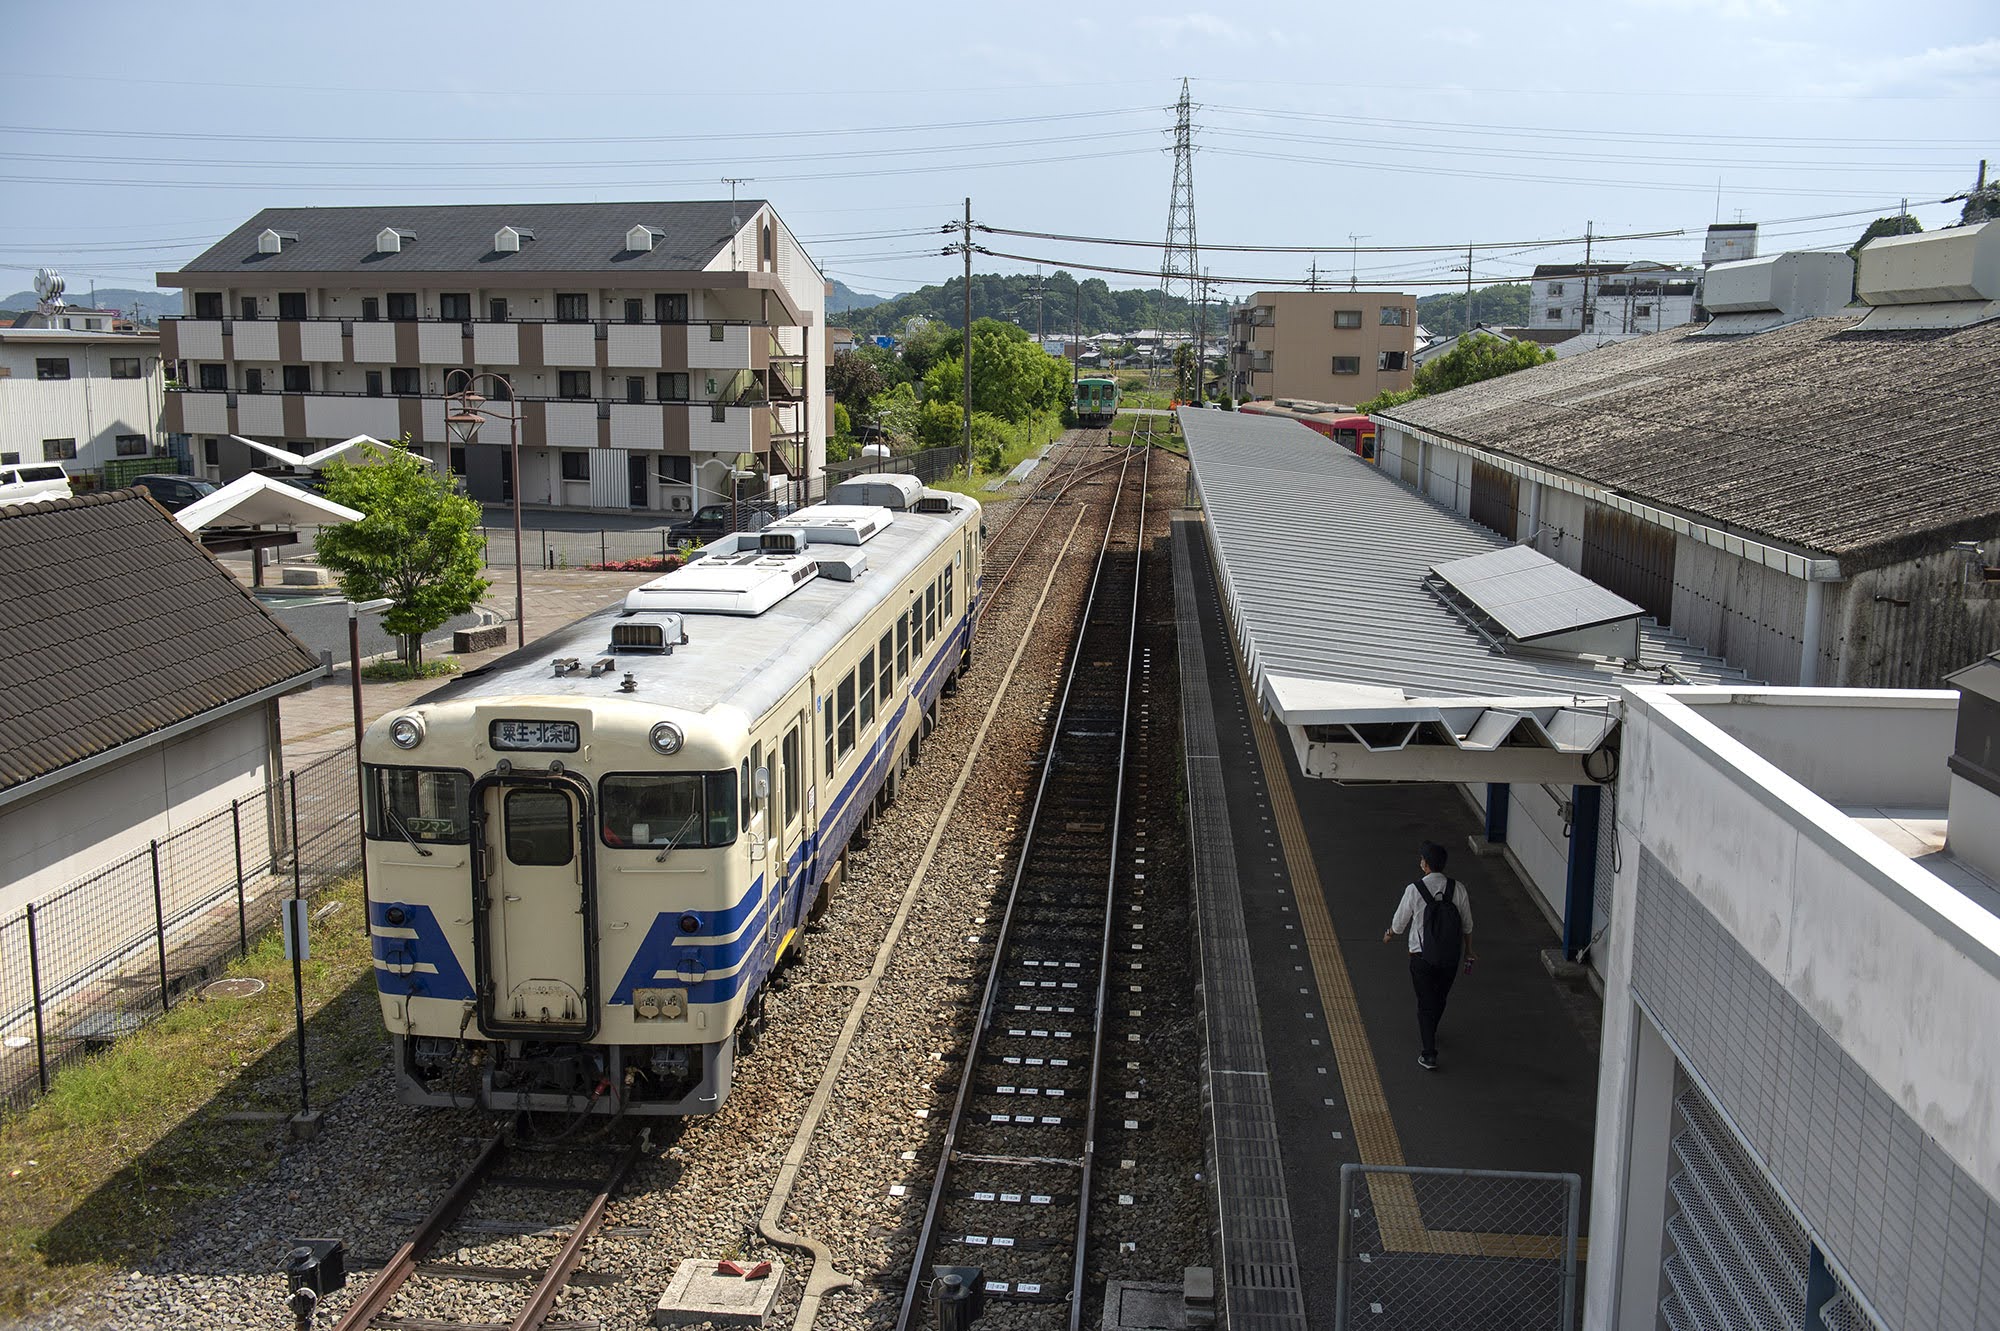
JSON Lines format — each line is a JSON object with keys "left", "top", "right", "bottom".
{"left": 743, "top": 740, "right": 782, "bottom": 965}
{"left": 780, "top": 713, "right": 806, "bottom": 929}
{"left": 469, "top": 772, "right": 598, "bottom": 1039}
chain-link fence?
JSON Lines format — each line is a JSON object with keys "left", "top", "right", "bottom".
{"left": 1335, "top": 1163, "right": 1582, "bottom": 1331}
{"left": 0, "top": 750, "right": 360, "bottom": 1114}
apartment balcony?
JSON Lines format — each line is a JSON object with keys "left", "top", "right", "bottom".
{"left": 160, "top": 315, "right": 775, "bottom": 374}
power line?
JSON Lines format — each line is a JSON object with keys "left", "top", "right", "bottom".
{"left": 972, "top": 245, "right": 1539, "bottom": 289}
{"left": 978, "top": 221, "right": 1688, "bottom": 254}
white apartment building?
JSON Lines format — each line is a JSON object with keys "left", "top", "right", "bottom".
{"left": 0, "top": 321, "right": 163, "bottom": 474}
{"left": 1529, "top": 260, "right": 1700, "bottom": 337}
{"left": 157, "top": 201, "right": 826, "bottom": 515}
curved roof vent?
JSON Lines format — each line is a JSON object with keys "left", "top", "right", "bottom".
{"left": 1855, "top": 221, "right": 2000, "bottom": 330}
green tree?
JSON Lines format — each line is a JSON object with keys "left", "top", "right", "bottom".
{"left": 827, "top": 349, "right": 885, "bottom": 409}
{"left": 1410, "top": 333, "right": 1556, "bottom": 395}
{"left": 315, "top": 439, "right": 489, "bottom": 668}
{"left": 921, "top": 319, "right": 1070, "bottom": 424}
{"left": 869, "top": 382, "right": 922, "bottom": 446}
{"left": 1172, "top": 342, "right": 1200, "bottom": 402}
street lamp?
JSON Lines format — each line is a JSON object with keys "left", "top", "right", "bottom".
{"left": 443, "top": 370, "right": 527, "bottom": 648}
{"left": 347, "top": 596, "right": 393, "bottom": 935}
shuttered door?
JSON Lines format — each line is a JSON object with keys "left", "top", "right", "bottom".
{"left": 1582, "top": 504, "right": 1674, "bottom": 624}
{"left": 1468, "top": 461, "right": 1520, "bottom": 539}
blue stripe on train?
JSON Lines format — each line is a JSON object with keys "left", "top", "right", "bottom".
{"left": 370, "top": 900, "right": 477, "bottom": 1002}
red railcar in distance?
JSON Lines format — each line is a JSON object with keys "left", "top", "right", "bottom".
{"left": 1237, "top": 401, "right": 1378, "bottom": 463}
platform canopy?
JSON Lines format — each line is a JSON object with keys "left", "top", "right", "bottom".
{"left": 174, "top": 472, "right": 363, "bottom": 534}
{"left": 1178, "top": 407, "right": 1750, "bottom": 783}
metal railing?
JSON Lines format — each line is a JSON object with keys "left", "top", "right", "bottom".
{"left": 1334, "top": 1163, "right": 1582, "bottom": 1331}
{"left": 0, "top": 750, "right": 360, "bottom": 1115}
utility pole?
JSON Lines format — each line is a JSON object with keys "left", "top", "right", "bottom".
{"left": 1347, "top": 234, "right": 1369, "bottom": 291}
{"left": 722, "top": 177, "right": 753, "bottom": 270}
{"left": 1195, "top": 269, "right": 1212, "bottom": 402}
{"left": 1581, "top": 221, "right": 1594, "bottom": 334}
{"left": 1465, "top": 242, "right": 1474, "bottom": 336}
{"left": 1071, "top": 295, "right": 1081, "bottom": 394}
{"left": 1308, "top": 258, "right": 1320, "bottom": 292}
{"left": 961, "top": 197, "right": 972, "bottom": 476}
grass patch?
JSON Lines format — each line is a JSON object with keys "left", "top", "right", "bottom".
{"left": 0, "top": 877, "right": 386, "bottom": 1317}
{"left": 361, "top": 658, "right": 461, "bottom": 683}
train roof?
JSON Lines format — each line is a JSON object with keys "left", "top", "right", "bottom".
{"left": 420, "top": 481, "right": 979, "bottom": 729}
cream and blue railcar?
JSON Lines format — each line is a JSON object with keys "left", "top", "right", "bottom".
{"left": 361, "top": 475, "right": 981, "bottom": 1115}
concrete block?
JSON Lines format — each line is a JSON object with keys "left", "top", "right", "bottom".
{"left": 1102, "top": 1279, "right": 1186, "bottom": 1330}
{"left": 453, "top": 624, "right": 509, "bottom": 654}
{"left": 287, "top": 1108, "right": 324, "bottom": 1141}
{"left": 654, "top": 1258, "right": 785, "bottom": 1327}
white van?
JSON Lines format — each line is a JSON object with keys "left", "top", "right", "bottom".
{"left": 0, "top": 463, "right": 71, "bottom": 509}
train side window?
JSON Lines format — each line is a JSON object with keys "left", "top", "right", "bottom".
{"left": 782, "top": 722, "right": 802, "bottom": 824}
{"left": 944, "top": 565, "right": 954, "bottom": 617}
{"left": 823, "top": 699, "right": 834, "bottom": 788}
{"left": 896, "top": 614, "right": 910, "bottom": 680}
{"left": 366, "top": 767, "right": 471, "bottom": 843}
{"left": 705, "top": 770, "right": 738, "bottom": 846}
{"left": 750, "top": 742, "right": 763, "bottom": 814}
{"left": 877, "top": 632, "right": 895, "bottom": 704}
{"left": 925, "top": 584, "right": 938, "bottom": 642}
{"left": 740, "top": 758, "right": 752, "bottom": 827}
{"left": 836, "top": 670, "right": 857, "bottom": 759}
{"left": 858, "top": 653, "right": 876, "bottom": 731}
{"left": 504, "top": 788, "right": 573, "bottom": 866}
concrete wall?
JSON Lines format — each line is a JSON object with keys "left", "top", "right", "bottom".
{"left": 1586, "top": 685, "right": 2000, "bottom": 1331}
{"left": 1232, "top": 290, "right": 1416, "bottom": 405}
{"left": 0, "top": 704, "right": 276, "bottom": 916}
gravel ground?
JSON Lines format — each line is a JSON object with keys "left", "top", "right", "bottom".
{"left": 24, "top": 440, "right": 1214, "bottom": 1331}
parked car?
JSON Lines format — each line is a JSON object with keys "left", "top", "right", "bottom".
{"left": 130, "top": 474, "right": 218, "bottom": 513}
{"left": 669, "top": 500, "right": 792, "bottom": 544}
{"left": 0, "top": 463, "right": 72, "bottom": 509}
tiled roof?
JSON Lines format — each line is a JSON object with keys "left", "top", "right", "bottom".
{"left": 169, "top": 200, "right": 767, "bottom": 276}
{"left": 0, "top": 491, "right": 324, "bottom": 791}
{"left": 1375, "top": 315, "right": 2000, "bottom": 569}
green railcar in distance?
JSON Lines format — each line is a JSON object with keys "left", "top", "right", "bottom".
{"left": 1074, "top": 375, "right": 1120, "bottom": 427}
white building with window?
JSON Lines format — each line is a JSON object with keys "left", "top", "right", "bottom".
{"left": 1529, "top": 260, "right": 1700, "bottom": 336}
{"left": 156, "top": 201, "right": 826, "bottom": 516}
{"left": 0, "top": 325, "right": 164, "bottom": 475}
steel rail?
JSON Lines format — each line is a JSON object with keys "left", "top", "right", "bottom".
{"left": 509, "top": 1134, "right": 643, "bottom": 1331}
{"left": 331, "top": 1130, "right": 510, "bottom": 1330}
{"left": 895, "top": 441, "right": 1148, "bottom": 1328}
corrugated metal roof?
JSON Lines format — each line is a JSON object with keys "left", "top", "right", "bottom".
{"left": 1179, "top": 408, "right": 1750, "bottom": 759}
{"left": 169, "top": 201, "right": 765, "bottom": 276}
{"left": 1375, "top": 314, "right": 2000, "bottom": 569}
{"left": 0, "top": 491, "right": 325, "bottom": 791}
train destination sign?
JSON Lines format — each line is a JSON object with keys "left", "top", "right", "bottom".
{"left": 489, "top": 719, "right": 581, "bottom": 752}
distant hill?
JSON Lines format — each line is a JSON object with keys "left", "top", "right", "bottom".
{"left": 1415, "top": 284, "right": 1532, "bottom": 337}
{"left": 0, "top": 287, "right": 180, "bottom": 323}
{"left": 844, "top": 270, "right": 1225, "bottom": 340}
{"left": 827, "top": 280, "right": 893, "bottom": 315}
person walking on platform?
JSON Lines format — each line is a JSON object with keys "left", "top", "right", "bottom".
{"left": 1383, "top": 841, "right": 1477, "bottom": 1070}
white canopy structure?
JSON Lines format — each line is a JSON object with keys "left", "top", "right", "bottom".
{"left": 174, "top": 472, "right": 364, "bottom": 533}
{"left": 228, "top": 433, "right": 435, "bottom": 471}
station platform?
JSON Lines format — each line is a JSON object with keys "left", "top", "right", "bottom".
{"left": 1173, "top": 513, "right": 1600, "bottom": 1328}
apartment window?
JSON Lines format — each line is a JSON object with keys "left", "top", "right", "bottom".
{"left": 436, "top": 292, "right": 471, "bottom": 321}
{"left": 708, "top": 322, "right": 726, "bottom": 341}
{"left": 711, "top": 401, "right": 727, "bottom": 423}
{"left": 558, "top": 370, "right": 592, "bottom": 399}
{"left": 449, "top": 446, "right": 467, "bottom": 474}
{"left": 560, "top": 451, "right": 589, "bottom": 481}
{"left": 555, "top": 293, "right": 589, "bottom": 322}
{"left": 1548, "top": 283, "right": 1566, "bottom": 296}
{"left": 1379, "top": 306, "right": 1408, "bottom": 327}
{"left": 35, "top": 358, "right": 70, "bottom": 381}
{"left": 1333, "top": 309, "right": 1362, "bottom": 330}
{"left": 282, "top": 364, "right": 311, "bottom": 392}
{"left": 489, "top": 297, "right": 509, "bottom": 323}
{"left": 115, "top": 434, "right": 147, "bottom": 457}
{"left": 1378, "top": 350, "right": 1406, "bottom": 372}
{"left": 239, "top": 295, "right": 260, "bottom": 321}
{"left": 760, "top": 223, "right": 774, "bottom": 268}
{"left": 193, "top": 292, "right": 223, "bottom": 319}
{"left": 361, "top": 297, "right": 380, "bottom": 322}
{"left": 625, "top": 376, "right": 644, "bottom": 404}
{"left": 656, "top": 293, "right": 687, "bottom": 323}
{"left": 278, "top": 292, "right": 307, "bottom": 320}
{"left": 199, "top": 363, "right": 227, "bottom": 390}
{"left": 389, "top": 366, "right": 421, "bottom": 395}
{"left": 1547, "top": 309, "right": 1564, "bottom": 321}
{"left": 109, "top": 356, "right": 142, "bottom": 379}
{"left": 1635, "top": 304, "right": 1653, "bottom": 318}
{"left": 385, "top": 292, "right": 417, "bottom": 320}
{"left": 365, "top": 370, "right": 384, "bottom": 397}
{"left": 624, "top": 298, "right": 644, "bottom": 325}
{"left": 42, "top": 438, "right": 76, "bottom": 461}
{"left": 489, "top": 376, "right": 512, "bottom": 401}
{"left": 656, "top": 372, "right": 689, "bottom": 401}
{"left": 243, "top": 367, "right": 264, "bottom": 394}
{"left": 0, "top": 452, "right": 17, "bottom": 466}
{"left": 1331, "top": 356, "right": 1361, "bottom": 375}
{"left": 201, "top": 439, "right": 219, "bottom": 466}
{"left": 858, "top": 652, "right": 876, "bottom": 730}
{"left": 656, "top": 454, "right": 691, "bottom": 484}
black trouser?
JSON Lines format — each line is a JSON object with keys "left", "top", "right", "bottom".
{"left": 1409, "top": 954, "right": 1459, "bottom": 1059}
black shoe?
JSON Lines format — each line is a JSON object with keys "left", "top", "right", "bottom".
{"left": 1418, "top": 1053, "right": 1438, "bottom": 1071}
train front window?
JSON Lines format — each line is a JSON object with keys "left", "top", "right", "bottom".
{"left": 366, "top": 767, "right": 471, "bottom": 844}
{"left": 504, "top": 788, "right": 573, "bottom": 866}
{"left": 600, "top": 772, "right": 737, "bottom": 849}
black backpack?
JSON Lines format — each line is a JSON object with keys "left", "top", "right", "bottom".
{"left": 1418, "top": 878, "right": 1462, "bottom": 968}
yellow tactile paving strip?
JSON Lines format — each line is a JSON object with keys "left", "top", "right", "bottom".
{"left": 1214, "top": 547, "right": 1581, "bottom": 1262}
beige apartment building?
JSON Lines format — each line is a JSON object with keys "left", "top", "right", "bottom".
{"left": 1229, "top": 290, "right": 1416, "bottom": 406}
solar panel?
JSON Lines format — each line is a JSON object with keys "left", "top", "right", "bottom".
{"left": 1430, "top": 544, "right": 1644, "bottom": 642}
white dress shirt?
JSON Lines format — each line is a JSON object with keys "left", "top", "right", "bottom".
{"left": 1389, "top": 871, "right": 1474, "bottom": 955}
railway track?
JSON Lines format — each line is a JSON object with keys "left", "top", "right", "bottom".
{"left": 897, "top": 442, "right": 1153, "bottom": 1329}
{"left": 977, "top": 430, "right": 1139, "bottom": 615}
{"left": 331, "top": 1122, "right": 644, "bottom": 1331}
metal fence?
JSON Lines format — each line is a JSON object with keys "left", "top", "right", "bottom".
{"left": 0, "top": 749, "right": 361, "bottom": 1114}
{"left": 1335, "top": 1163, "right": 1583, "bottom": 1331}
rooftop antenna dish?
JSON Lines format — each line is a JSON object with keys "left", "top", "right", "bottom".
{"left": 32, "top": 268, "right": 66, "bottom": 311}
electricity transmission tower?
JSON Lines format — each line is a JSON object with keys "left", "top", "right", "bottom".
{"left": 1158, "top": 78, "right": 1200, "bottom": 396}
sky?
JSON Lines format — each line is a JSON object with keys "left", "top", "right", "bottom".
{"left": 1, "top": 0, "right": 1994, "bottom": 306}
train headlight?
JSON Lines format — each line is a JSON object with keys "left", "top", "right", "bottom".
{"left": 389, "top": 715, "right": 425, "bottom": 750}
{"left": 648, "top": 722, "right": 684, "bottom": 756}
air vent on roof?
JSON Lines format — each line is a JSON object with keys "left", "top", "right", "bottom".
{"left": 1855, "top": 221, "right": 2000, "bottom": 330}
{"left": 624, "top": 552, "right": 823, "bottom": 617}
{"left": 494, "top": 225, "right": 535, "bottom": 253}
{"left": 626, "top": 224, "right": 664, "bottom": 253}
{"left": 375, "top": 227, "right": 415, "bottom": 255}
{"left": 825, "top": 474, "right": 924, "bottom": 510}
{"left": 759, "top": 530, "right": 804, "bottom": 555}
{"left": 1691, "top": 251, "right": 1853, "bottom": 336}
{"left": 1425, "top": 544, "right": 1646, "bottom": 661}
{"left": 915, "top": 494, "right": 954, "bottom": 515}
{"left": 610, "top": 612, "right": 686, "bottom": 654}
{"left": 256, "top": 228, "right": 297, "bottom": 255}
{"left": 764, "top": 505, "right": 892, "bottom": 546}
